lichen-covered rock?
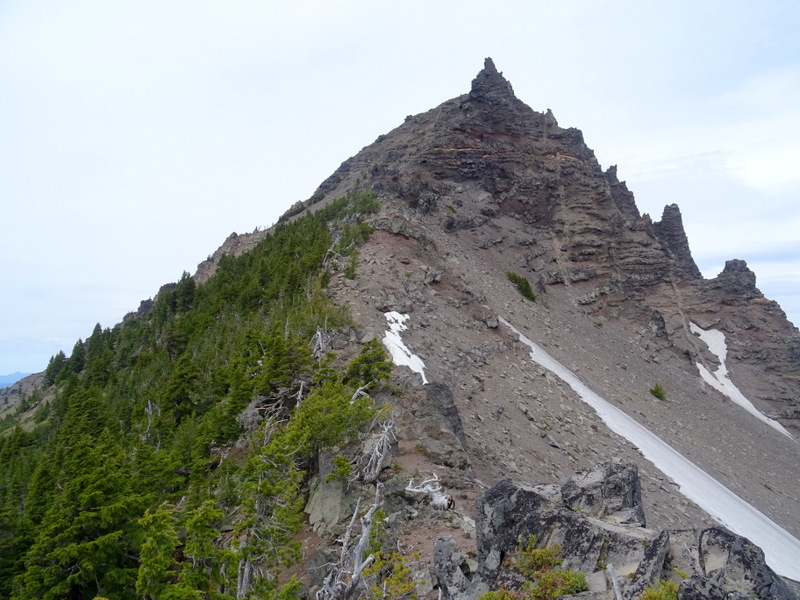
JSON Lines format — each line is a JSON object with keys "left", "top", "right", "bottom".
{"left": 696, "top": 528, "right": 796, "bottom": 600}
{"left": 434, "top": 536, "right": 472, "bottom": 600}
{"left": 679, "top": 575, "right": 733, "bottom": 600}
{"left": 622, "top": 531, "right": 670, "bottom": 600}
{"left": 450, "top": 464, "right": 798, "bottom": 600}
{"left": 561, "top": 462, "right": 647, "bottom": 527}
{"left": 473, "top": 479, "right": 558, "bottom": 578}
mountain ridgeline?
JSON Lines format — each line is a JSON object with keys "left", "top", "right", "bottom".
{"left": 0, "top": 192, "right": 393, "bottom": 598}
{"left": 1, "top": 59, "right": 799, "bottom": 599}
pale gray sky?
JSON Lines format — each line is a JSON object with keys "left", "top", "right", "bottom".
{"left": 1, "top": 1, "right": 799, "bottom": 374}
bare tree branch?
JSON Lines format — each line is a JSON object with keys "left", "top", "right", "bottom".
{"left": 357, "top": 418, "right": 396, "bottom": 483}
{"left": 316, "top": 484, "right": 384, "bottom": 600}
{"left": 405, "top": 473, "right": 454, "bottom": 510}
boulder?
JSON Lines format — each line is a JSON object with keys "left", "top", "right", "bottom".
{"left": 434, "top": 536, "right": 472, "bottom": 600}
{"left": 561, "top": 462, "right": 647, "bottom": 527}
{"left": 446, "top": 463, "right": 798, "bottom": 600}
{"left": 696, "top": 528, "right": 797, "bottom": 600}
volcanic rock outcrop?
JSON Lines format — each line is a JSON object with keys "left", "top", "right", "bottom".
{"left": 435, "top": 463, "right": 797, "bottom": 600}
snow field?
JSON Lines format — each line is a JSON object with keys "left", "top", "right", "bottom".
{"left": 501, "top": 317, "right": 800, "bottom": 580}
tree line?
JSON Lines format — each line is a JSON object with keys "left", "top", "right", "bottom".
{"left": 0, "top": 190, "right": 392, "bottom": 599}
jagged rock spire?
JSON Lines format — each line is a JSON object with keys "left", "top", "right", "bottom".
{"left": 459, "top": 57, "right": 548, "bottom": 137}
{"left": 653, "top": 204, "right": 701, "bottom": 279}
{"left": 712, "top": 258, "right": 761, "bottom": 299}
{"left": 468, "top": 57, "right": 517, "bottom": 102}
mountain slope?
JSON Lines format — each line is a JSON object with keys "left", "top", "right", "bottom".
{"left": 190, "top": 58, "right": 800, "bottom": 579}
{"left": 302, "top": 58, "right": 800, "bottom": 563}
{"left": 1, "top": 58, "right": 798, "bottom": 596}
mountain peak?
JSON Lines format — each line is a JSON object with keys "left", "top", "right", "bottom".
{"left": 468, "top": 57, "right": 516, "bottom": 102}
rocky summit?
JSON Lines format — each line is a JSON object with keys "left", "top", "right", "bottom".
{"left": 3, "top": 59, "right": 799, "bottom": 599}
{"left": 192, "top": 58, "right": 800, "bottom": 593}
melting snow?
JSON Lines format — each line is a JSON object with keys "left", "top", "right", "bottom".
{"left": 689, "top": 322, "right": 792, "bottom": 439}
{"left": 382, "top": 311, "right": 428, "bottom": 384}
{"left": 500, "top": 316, "right": 800, "bottom": 580}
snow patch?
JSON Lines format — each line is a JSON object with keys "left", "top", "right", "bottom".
{"left": 382, "top": 311, "right": 428, "bottom": 385}
{"left": 500, "top": 316, "right": 800, "bottom": 580}
{"left": 689, "top": 322, "right": 792, "bottom": 439}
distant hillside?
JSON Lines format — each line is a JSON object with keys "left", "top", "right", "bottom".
{"left": 0, "top": 372, "right": 30, "bottom": 388}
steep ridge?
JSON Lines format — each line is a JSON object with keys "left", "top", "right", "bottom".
{"left": 4, "top": 59, "right": 796, "bottom": 598}
{"left": 284, "top": 59, "right": 800, "bottom": 576}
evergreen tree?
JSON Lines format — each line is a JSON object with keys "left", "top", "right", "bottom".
{"left": 14, "top": 430, "right": 147, "bottom": 600}
{"left": 44, "top": 351, "right": 67, "bottom": 386}
{"left": 0, "top": 190, "right": 383, "bottom": 595}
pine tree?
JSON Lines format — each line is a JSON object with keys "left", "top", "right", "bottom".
{"left": 43, "top": 351, "right": 67, "bottom": 386}
{"left": 14, "top": 430, "right": 147, "bottom": 600}
{"left": 135, "top": 503, "right": 181, "bottom": 600}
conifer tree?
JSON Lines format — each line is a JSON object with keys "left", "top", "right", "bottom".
{"left": 14, "top": 430, "right": 146, "bottom": 600}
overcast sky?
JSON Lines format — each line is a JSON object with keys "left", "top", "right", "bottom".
{"left": 1, "top": 1, "right": 799, "bottom": 375}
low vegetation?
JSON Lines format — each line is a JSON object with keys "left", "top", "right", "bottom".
{"left": 480, "top": 535, "right": 588, "bottom": 600}
{"left": 515, "top": 535, "right": 563, "bottom": 575}
{"left": 506, "top": 271, "right": 537, "bottom": 302}
{"left": 640, "top": 579, "right": 679, "bottom": 600}
{"left": 650, "top": 384, "right": 667, "bottom": 400}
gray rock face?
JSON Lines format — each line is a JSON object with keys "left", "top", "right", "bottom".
{"left": 437, "top": 463, "right": 798, "bottom": 600}
{"left": 710, "top": 259, "right": 760, "bottom": 301}
{"left": 561, "top": 462, "right": 647, "bottom": 527}
{"left": 0, "top": 372, "right": 44, "bottom": 417}
{"left": 697, "top": 528, "right": 797, "bottom": 600}
{"left": 419, "top": 382, "right": 467, "bottom": 445}
{"left": 403, "top": 382, "right": 469, "bottom": 468}
{"left": 434, "top": 536, "right": 472, "bottom": 600}
{"left": 303, "top": 453, "right": 359, "bottom": 535}
{"left": 653, "top": 204, "right": 702, "bottom": 280}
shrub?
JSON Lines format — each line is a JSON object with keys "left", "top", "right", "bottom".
{"left": 482, "top": 535, "right": 588, "bottom": 600}
{"left": 641, "top": 579, "right": 679, "bottom": 600}
{"left": 516, "top": 536, "right": 563, "bottom": 577}
{"left": 364, "top": 551, "right": 418, "bottom": 600}
{"left": 650, "top": 384, "right": 666, "bottom": 400}
{"left": 479, "top": 590, "right": 519, "bottom": 600}
{"left": 507, "top": 272, "right": 537, "bottom": 301}
{"left": 525, "top": 569, "right": 588, "bottom": 600}
{"left": 325, "top": 455, "right": 353, "bottom": 483}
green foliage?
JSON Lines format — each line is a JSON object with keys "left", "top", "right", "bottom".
{"left": 672, "top": 567, "right": 689, "bottom": 580}
{"left": 516, "top": 536, "right": 563, "bottom": 577}
{"left": 343, "top": 250, "right": 359, "bottom": 279}
{"left": 44, "top": 350, "right": 67, "bottom": 386}
{"left": 364, "top": 551, "right": 419, "bottom": 600}
{"left": 640, "top": 579, "right": 679, "bottom": 600}
{"left": 506, "top": 271, "right": 537, "bottom": 301}
{"left": 135, "top": 503, "right": 180, "bottom": 599}
{"left": 650, "top": 384, "right": 666, "bottom": 400}
{"left": 524, "top": 569, "right": 588, "bottom": 600}
{"left": 368, "top": 506, "right": 388, "bottom": 554}
{"left": 344, "top": 338, "right": 393, "bottom": 388}
{"left": 0, "top": 189, "right": 385, "bottom": 597}
{"left": 479, "top": 535, "right": 587, "bottom": 600}
{"left": 278, "top": 380, "right": 376, "bottom": 462}
{"left": 13, "top": 429, "right": 146, "bottom": 600}
{"left": 325, "top": 455, "right": 353, "bottom": 484}
{"left": 479, "top": 590, "right": 519, "bottom": 600}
